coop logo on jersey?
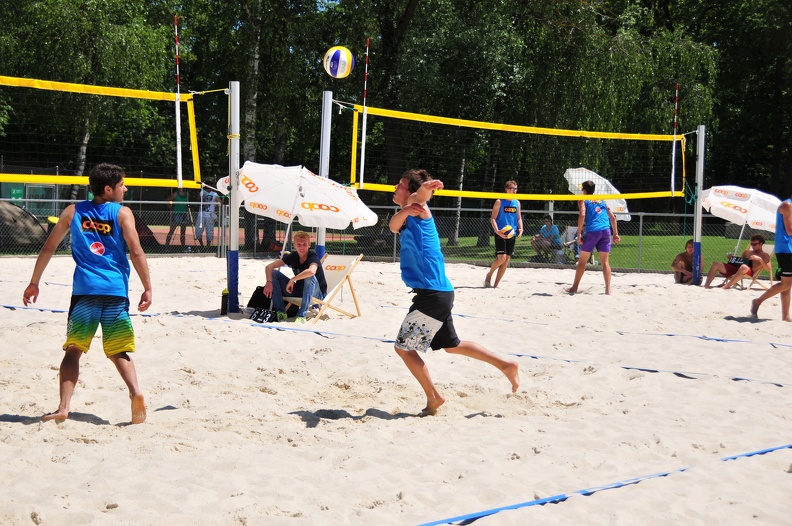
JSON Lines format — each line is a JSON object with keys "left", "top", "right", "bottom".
{"left": 82, "top": 219, "right": 113, "bottom": 235}
{"left": 89, "top": 242, "right": 106, "bottom": 256}
{"left": 248, "top": 201, "right": 268, "bottom": 211}
{"left": 503, "top": 206, "right": 517, "bottom": 214}
{"left": 301, "top": 202, "right": 340, "bottom": 212}
{"left": 325, "top": 265, "right": 346, "bottom": 271}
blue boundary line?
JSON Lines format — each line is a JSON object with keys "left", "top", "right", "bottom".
{"left": 511, "top": 353, "right": 791, "bottom": 388}
{"left": 377, "top": 304, "right": 548, "bottom": 324}
{"left": 616, "top": 330, "right": 751, "bottom": 343}
{"left": 3, "top": 304, "right": 787, "bottom": 370}
{"left": 1, "top": 304, "right": 158, "bottom": 317}
{"left": 418, "top": 443, "right": 792, "bottom": 526}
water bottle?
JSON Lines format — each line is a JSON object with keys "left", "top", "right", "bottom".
{"left": 220, "top": 288, "right": 229, "bottom": 315}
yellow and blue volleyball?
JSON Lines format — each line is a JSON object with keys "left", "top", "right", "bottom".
{"left": 501, "top": 225, "right": 515, "bottom": 238}
{"left": 323, "top": 46, "right": 355, "bottom": 79}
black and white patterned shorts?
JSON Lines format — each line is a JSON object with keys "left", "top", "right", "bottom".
{"left": 395, "top": 289, "right": 460, "bottom": 352}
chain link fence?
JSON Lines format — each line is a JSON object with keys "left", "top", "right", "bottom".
{"left": 0, "top": 197, "right": 775, "bottom": 276}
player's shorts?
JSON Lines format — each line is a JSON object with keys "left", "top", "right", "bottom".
{"left": 580, "top": 229, "right": 611, "bottom": 253}
{"left": 723, "top": 263, "right": 753, "bottom": 278}
{"left": 395, "top": 289, "right": 460, "bottom": 353}
{"left": 776, "top": 252, "right": 792, "bottom": 278}
{"left": 494, "top": 235, "right": 516, "bottom": 256}
{"left": 63, "top": 295, "right": 135, "bottom": 357}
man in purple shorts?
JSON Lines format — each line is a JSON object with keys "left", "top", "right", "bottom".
{"left": 565, "top": 180, "right": 620, "bottom": 295}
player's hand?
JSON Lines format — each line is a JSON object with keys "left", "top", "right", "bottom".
{"left": 613, "top": 234, "right": 621, "bottom": 244}
{"left": 423, "top": 179, "right": 444, "bottom": 191}
{"left": 263, "top": 281, "right": 273, "bottom": 298}
{"left": 404, "top": 203, "right": 426, "bottom": 217}
{"left": 23, "top": 283, "right": 39, "bottom": 306}
{"left": 138, "top": 290, "right": 152, "bottom": 312}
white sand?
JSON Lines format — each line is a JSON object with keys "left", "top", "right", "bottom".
{"left": 1, "top": 255, "right": 791, "bottom": 525}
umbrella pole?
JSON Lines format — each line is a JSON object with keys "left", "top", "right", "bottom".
{"left": 735, "top": 222, "right": 747, "bottom": 254}
{"left": 282, "top": 221, "right": 293, "bottom": 258}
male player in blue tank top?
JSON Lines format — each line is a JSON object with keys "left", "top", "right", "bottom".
{"left": 750, "top": 194, "right": 792, "bottom": 321}
{"left": 485, "top": 180, "right": 523, "bottom": 288}
{"left": 566, "top": 179, "right": 620, "bottom": 295}
{"left": 23, "top": 163, "right": 152, "bottom": 424}
{"left": 389, "top": 169, "right": 520, "bottom": 416}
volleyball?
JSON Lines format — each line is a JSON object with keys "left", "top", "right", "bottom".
{"left": 501, "top": 225, "right": 514, "bottom": 238}
{"left": 323, "top": 46, "right": 355, "bottom": 79}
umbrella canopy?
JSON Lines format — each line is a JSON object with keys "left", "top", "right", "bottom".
{"left": 701, "top": 185, "right": 780, "bottom": 251}
{"left": 563, "top": 167, "right": 631, "bottom": 221}
{"left": 701, "top": 185, "right": 779, "bottom": 233}
{"left": 217, "top": 162, "right": 378, "bottom": 230}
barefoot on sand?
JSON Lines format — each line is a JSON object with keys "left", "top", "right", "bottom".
{"left": 41, "top": 411, "right": 68, "bottom": 423}
{"left": 750, "top": 299, "right": 759, "bottom": 319}
{"left": 418, "top": 396, "right": 446, "bottom": 417}
{"left": 131, "top": 394, "right": 146, "bottom": 424}
{"left": 505, "top": 361, "right": 520, "bottom": 393}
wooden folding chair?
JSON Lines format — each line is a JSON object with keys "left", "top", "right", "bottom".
{"left": 285, "top": 253, "right": 364, "bottom": 323}
{"left": 739, "top": 244, "right": 774, "bottom": 290}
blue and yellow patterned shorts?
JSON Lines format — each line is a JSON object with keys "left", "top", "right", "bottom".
{"left": 63, "top": 295, "right": 135, "bottom": 356}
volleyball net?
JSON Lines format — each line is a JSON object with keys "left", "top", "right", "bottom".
{"left": 344, "top": 104, "right": 688, "bottom": 203}
{"left": 0, "top": 75, "right": 204, "bottom": 190}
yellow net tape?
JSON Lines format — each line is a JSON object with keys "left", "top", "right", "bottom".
{"left": 0, "top": 75, "right": 202, "bottom": 187}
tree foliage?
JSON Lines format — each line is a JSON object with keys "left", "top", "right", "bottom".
{"left": 0, "top": 0, "right": 789, "bottom": 205}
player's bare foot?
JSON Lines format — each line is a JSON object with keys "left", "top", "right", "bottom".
{"left": 41, "top": 410, "right": 68, "bottom": 422}
{"left": 503, "top": 361, "right": 520, "bottom": 393}
{"left": 419, "top": 396, "right": 445, "bottom": 417}
{"left": 131, "top": 394, "right": 146, "bottom": 424}
{"left": 565, "top": 287, "right": 577, "bottom": 294}
{"left": 484, "top": 275, "right": 492, "bottom": 288}
{"left": 750, "top": 299, "right": 759, "bottom": 319}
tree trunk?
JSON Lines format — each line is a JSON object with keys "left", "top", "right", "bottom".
{"left": 476, "top": 132, "right": 501, "bottom": 247}
{"left": 447, "top": 147, "right": 464, "bottom": 247}
{"left": 69, "top": 115, "right": 91, "bottom": 200}
{"left": 241, "top": 0, "right": 263, "bottom": 250}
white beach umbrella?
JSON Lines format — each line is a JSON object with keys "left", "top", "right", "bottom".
{"left": 217, "top": 162, "right": 378, "bottom": 231}
{"left": 563, "top": 167, "right": 631, "bottom": 221}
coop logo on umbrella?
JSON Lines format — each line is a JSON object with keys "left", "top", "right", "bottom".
{"left": 240, "top": 175, "right": 259, "bottom": 192}
{"left": 248, "top": 201, "right": 268, "bottom": 211}
{"left": 721, "top": 201, "right": 748, "bottom": 214}
{"left": 275, "top": 209, "right": 291, "bottom": 218}
{"left": 301, "top": 202, "right": 340, "bottom": 212}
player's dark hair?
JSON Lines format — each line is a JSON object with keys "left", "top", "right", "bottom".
{"left": 402, "top": 169, "right": 432, "bottom": 194}
{"left": 89, "top": 163, "right": 126, "bottom": 197}
{"left": 581, "top": 180, "right": 596, "bottom": 195}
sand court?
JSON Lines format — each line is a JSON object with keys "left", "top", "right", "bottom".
{"left": 1, "top": 256, "right": 790, "bottom": 525}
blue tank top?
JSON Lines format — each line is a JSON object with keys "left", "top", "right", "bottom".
{"left": 584, "top": 199, "right": 611, "bottom": 233}
{"left": 496, "top": 199, "right": 519, "bottom": 231}
{"left": 70, "top": 200, "right": 130, "bottom": 296}
{"left": 777, "top": 198, "right": 792, "bottom": 254}
{"left": 399, "top": 215, "right": 454, "bottom": 292}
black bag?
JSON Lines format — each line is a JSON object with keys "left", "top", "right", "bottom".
{"left": 247, "top": 286, "right": 271, "bottom": 309}
{"left": 250, "top": 308, "right": 278, "bottom": 323}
